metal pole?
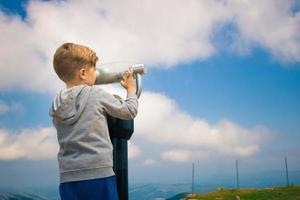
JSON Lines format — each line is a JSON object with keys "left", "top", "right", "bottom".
{"left": 108, "top": 116, "right": 134, "bottom": 200}
{"left": 192, "top": 163, "right": 195, "bottom": 193}
{"left": 236, "top": 160, "right": 240, "bottom": 190}
{"left": 112, "top": 138, "right": 129, "bottom": 200}
{"left": 285, "top": 157, "right": 290, "bottom": 186}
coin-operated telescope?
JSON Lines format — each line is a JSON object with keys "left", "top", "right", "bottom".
{"left": 95, "top": 63, "right": 146, "bottom": 98}
{"left": 95, "top": 62, "right": 146, "bottom": 200}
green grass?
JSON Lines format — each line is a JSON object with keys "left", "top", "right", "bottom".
{"left": 185, "top": 186, "right": 300, "bottom": 200}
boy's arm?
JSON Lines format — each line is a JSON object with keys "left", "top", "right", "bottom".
{"left": 98, "top": 67, "right": 138, "bottom": 120}
{"left": 99, "top": 90, "right": 138, "bottom": 120}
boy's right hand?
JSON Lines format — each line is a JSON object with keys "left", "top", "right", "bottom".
{"left": 120, "top": 67, "right": 135, "bottom": 94}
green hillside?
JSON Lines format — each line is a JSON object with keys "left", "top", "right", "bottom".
{"left": 183, "top": 186, "right": 300, "bottom": 200}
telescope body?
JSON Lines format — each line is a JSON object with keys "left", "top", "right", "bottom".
{"left": 95, "top": 63, "right": 146, "bottom": 98}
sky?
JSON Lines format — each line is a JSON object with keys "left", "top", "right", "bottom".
{"left": 0, "top": 0, "right": 300, "bottom": 188}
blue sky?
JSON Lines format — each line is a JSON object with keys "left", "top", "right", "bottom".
{"left": 0, "top": 0, "right": 300, "bottom": 188}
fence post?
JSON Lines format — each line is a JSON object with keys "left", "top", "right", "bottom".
{"left": 285, "top": 157, "right": 290, "bottom": 186}
{"left": 192, "top": 163, "right": 195, "bottom": 193}
{"left": 236, "top": 160, "right": 240, "bottom": 190}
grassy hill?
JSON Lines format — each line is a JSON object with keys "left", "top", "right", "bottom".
{"left": 182, "top": 186, "right": 300, "bottom": 200}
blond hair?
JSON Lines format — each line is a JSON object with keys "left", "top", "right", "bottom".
{"left": 53, "top": 43, "right": 98, "bottom": 82}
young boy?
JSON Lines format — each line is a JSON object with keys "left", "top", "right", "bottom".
{"left": 49, "top": 43, "right": 138, "bottom": 200}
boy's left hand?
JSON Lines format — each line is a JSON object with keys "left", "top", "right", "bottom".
{"left": 120, "top": 67, "right": 135, "bottom": 94}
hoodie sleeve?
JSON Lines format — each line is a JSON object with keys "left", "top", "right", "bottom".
{"left": 96, "top": 88, "right": 138, "bottom": 120}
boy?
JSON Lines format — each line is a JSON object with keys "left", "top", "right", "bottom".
{"left": 49, "top": 43, "right": 138, "bottom": 200}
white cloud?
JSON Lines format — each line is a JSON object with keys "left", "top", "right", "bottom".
{"left": 142, "top": 159, "right": 156, "bottom": 166}
{"left": 0, "top": 125, "right": 143, "bottom": 161}
{"left": 97, "top": 87, "right": 267, "bottom": 159}
{"left": 0, "top": 0, "right": 228, "bottom": 93}
{"left": 0, "top": 0, "right": 299, "bottom": 93}
{"left": 228, "top": 0, "right": 300, "bottom": 62}
{"left": 135, "top": 92, "right": 268, "bottom": 159}
{"left": 161, "top": 149, "right": 209, "bottom": 162}
{"left": 0, "top": 100, "right": 23, "bottom": 115}
{"left": 128, "top": 141, "right": 141, "bottom": 159}
{"left": 161, "top": 150, "right": 191, "bottom": 162}
{"left": 0, "top": 0, "right": 287, "bottom": 162}
{"left": 0, "top": 127, "right": 58, "bottom": 160}
{"left": 0, "top": 90, "right": 268, "bottom": 161}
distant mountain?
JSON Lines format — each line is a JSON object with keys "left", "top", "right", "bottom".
{"left": 129, "top": 183, "right": 190, "bottom": 200}
{"left": 128, "top": 170, "right": 300, "bottom": 199}
{"left": 0, "top": 170, "right": 299, "bottom": 200}
{"left": 166, "top": 192, "right": 188, "bottom": 200}
{"left": 0, "top": 187, "right": 60, "bottom": 200}
{"left": 0, "top": 192, "right": 49, "bottom": 200}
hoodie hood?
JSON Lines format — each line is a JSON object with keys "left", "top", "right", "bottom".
{"left": 49, "top": 85, "right": 91, "bottom": 125}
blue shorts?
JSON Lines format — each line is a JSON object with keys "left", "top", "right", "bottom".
{"left": 59, "top": 176, "right": 119, "bottom": 200}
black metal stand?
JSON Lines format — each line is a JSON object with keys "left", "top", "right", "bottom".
{"left": 107, "top": 115, "right": 134, "bottom": 200}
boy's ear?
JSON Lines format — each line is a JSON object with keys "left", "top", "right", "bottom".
{"left": 79, "top": 68, "right": 87, "bottom": 80}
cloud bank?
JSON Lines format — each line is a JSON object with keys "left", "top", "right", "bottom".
{"left": 0, "top": 127, "right": 142, "bottom": 160}
{"left": 0, "top": 91, "right": 268, "bottom": 162}
{"left": 228, "top": 0, "right": 300, "bottom": 61}
{"left": 135, "top": 92, "right": 268, "bottom": 162}
{"left": 0, "top": 127, "right": 58, "bottom": 160}
{"left": 0, "top": 0, "right": 283, "bottom": 162}
{"left": 0, "top": 0, "right": 299, "bottom": 92}
{"left": 128, "top": 141, "right": 141, "bottom": 159}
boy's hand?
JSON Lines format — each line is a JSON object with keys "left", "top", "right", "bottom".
{"left": 120, "top": 67, "right": 135, "bottom": 94}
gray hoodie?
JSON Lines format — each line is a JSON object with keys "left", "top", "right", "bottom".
{"left": 49, "top": 84, "right": 138, "bottom": 183}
